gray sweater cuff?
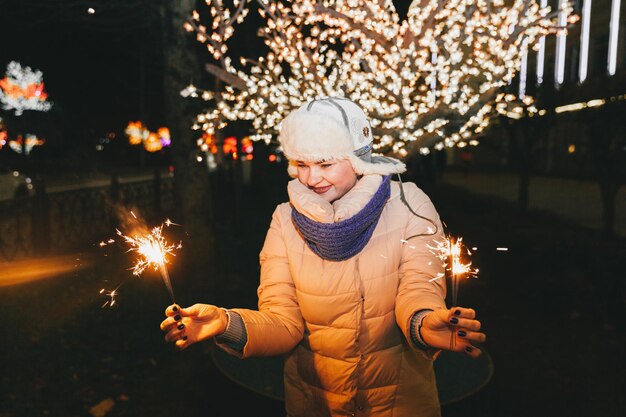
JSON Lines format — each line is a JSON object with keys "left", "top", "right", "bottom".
{"left": 409, "top": 309, "right": 433, "bottom": 350}
{"left": 215, "top": 310, "right": 248, "bottom": 352}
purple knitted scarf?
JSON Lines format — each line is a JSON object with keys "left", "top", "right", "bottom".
{"left": 291, "top": 176, "right": 391, "bottom": 261}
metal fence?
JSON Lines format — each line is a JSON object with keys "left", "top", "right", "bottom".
{"left": 0, "top": 172, "right": 175, "bottom": 262}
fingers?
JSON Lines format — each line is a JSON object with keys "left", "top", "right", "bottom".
{"left": 448, "top": 307, "right": 481, "bottom": 331}
{"left": 162, "top": 305, "right": 189, "bottom": 347}
{"left": 175, "top": 336, "right": 191, "bottom": 350}
{"left": 450, "top": 307, "right": 485, "bottom": 358}
{"left": 456, "top": 329, "right": 487, "bottom": 344}
{"left": 164, "top": 320, "right": 189, "bottom": 349}
{"left": 159, "top": 311, "right": 184, "bottom": 332}
{"left": 449, "top": 307, "right": 476, "bottom": 320}
{"left": 448, "top": 316, "right": 481, "bottom": 331}
{"left": 462, "top": 345, "right": 482, "bottom": 358}
{"left": 164, "top": 304, "right": 180, "bottom": 317}
{"left": 165, "top": 330, "right": 187, "bottom": 343}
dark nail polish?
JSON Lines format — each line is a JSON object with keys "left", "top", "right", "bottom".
{"left": 177, "top": 324, "right": 185, "bottom": 330}
{"left": 465, "top": 346, "right": 473, "bottom": 352}
{"left": 457, "top": 330, "right": 467, "bottom": 337}
{"left": 182, "top": 336, "right": 188, "bottom": 341}
{"left": 173, "top": 306, "right": 178, "bottom": 312}
{"left": 450, "top": 317, "right": 459, "bottom": 325}
{"left": 454, "top": 309, "right": 461, "bottom": 316}
{"left": 174, "top": 314, "right": 181, "bottom": 321}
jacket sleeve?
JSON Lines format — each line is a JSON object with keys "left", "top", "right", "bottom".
{"left": 394, "top": 182, "right": 447, "bottom": 348}
{"left": 225, "top": 205, "right": 305, "bottom": 358}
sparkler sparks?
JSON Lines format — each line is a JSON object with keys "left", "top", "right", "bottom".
{"left": 100, "top": 288, "right": 119, "bottom": 308}
{"left": 99, "top": 216, "right": 182, "bottom": 306}
{"left": 428, "top": 235, "right": 478, "bottom": 350}
{"left": 428, "top": 236, "right": 478, "bottom": 304}
{"left": 116, "top": 224, "right": 180, "bottom": 278}
{"left": 117, "top": 221, "right": 181, "bottom": 303}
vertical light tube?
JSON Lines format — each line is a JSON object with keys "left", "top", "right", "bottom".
{"left": 555, "top": 0, "right": 568, "bottom": 86}
{"left": 579, "top": 0, "right": 592, "bottom": 82}
{"left": 519, "top": 43, "right": 528, "bottom": 98}
{"left": 608, "top": 0, "right": 622, "bottom": 75}
{"left": 536, "top": 0, "right": 548, "bottom": 84}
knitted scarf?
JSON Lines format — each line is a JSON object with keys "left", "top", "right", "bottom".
{"left": 291, "top": 175, "right": 391, "bottom": 261}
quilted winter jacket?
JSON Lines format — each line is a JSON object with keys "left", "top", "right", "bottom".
{"left": 230, "top": 176, "right": 447, "bottom": 417}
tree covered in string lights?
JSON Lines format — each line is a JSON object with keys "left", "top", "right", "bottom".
{"left": 0, "top": 61, "right": 52, "bottom": 116}
{"left": 184, "top": 0, "right": 572, "bottom": 157}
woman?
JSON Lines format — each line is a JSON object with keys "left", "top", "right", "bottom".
{"left": 161, "top": 98, "right": 486, "bottom": 417}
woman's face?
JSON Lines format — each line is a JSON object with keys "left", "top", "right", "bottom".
{"left": 296, "top": 159, "right": 358, "bottom": 203}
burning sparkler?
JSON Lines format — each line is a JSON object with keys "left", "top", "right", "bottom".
{"left": 429, "top": 236, "right": 478, "bottom": 305}
{"left": 99, "top": 214, "right": 182, "bottom": 305}
{"left": 117, "top": 221, "right": 181, "bottom": 303}
{"left": 428, "top": 235, "right": 478, "bottom": 349}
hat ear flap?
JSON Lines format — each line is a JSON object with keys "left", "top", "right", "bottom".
{"left": 347, "top": 155, "right": 406, "bottom": 176}
{"left": 287, "top": 162, "right": 298, "bottom": 178}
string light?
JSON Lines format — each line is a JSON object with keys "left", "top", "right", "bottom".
{"left": 0, "top": 61, "right": 52, "bottom": 116}
{"left": 554, "top": 0, "right": 568, "bottom": 86}
{"left": 608, "top": 0, "right": 622, "bottom": 76}
{"left": 186, "top": 0, "right": 570, "bottom": 155}
{"left": 579, "top": 0, "right": 592, "bottom": 82}
{"left": 536, "top": 0, "right": 548, "bottom": 85}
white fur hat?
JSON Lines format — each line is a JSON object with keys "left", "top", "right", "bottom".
{"left": 279, "top": 97, "right": 406, "bottom": 177}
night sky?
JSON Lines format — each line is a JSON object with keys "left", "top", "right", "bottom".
{"left": 0, "top": 0, "right": 165, "bottom": 146}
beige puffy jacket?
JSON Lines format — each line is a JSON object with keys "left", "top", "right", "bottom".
{"left": 229, "top": 175, "right": 447, "bottom": 417}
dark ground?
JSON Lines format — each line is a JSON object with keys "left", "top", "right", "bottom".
{"left": 1, "top": 168, "right": 625, "bottom": 417}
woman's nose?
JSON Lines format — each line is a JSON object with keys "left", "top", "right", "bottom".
{"left": 306, "top": 167, "right": 322, "bottom": 186}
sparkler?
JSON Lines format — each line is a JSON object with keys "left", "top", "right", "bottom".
{"left": 117, "top": 220, "right": 181, "bottom": 303}
{"left": 99, "top": 215, "right": 182, "bottom": 306}
{"left": 428, "top": 236, "right": 478, "bottom": 349}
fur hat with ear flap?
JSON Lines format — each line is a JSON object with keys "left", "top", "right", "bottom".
{"left": 278, "top": 97, "right": 406, "bottom": 177}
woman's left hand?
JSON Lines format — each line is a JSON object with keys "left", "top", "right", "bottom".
{"left": 419, "top": 307, "right": 486, "bottom": 358}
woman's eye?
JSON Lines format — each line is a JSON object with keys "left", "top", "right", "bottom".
{"left": 320, "top": 163, "right": 333, "bottom": 168}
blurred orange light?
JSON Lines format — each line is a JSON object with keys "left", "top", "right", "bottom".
{"left": 144, "top": 132, "right": 163, "bottom": 152}
{"left": 241, "top": 137, "right": 253, "bottom": 154}
{"left": 125, "top": 121, "right": 145, "bottom": 145}
{"left": 223, "top": 136, "right": 237, "bottom": 154}
{"left": 268, "top": 154, "right": 277, "bottom": 162}
{"left": 245, "top": 154, "right": 253, "bottom": 161}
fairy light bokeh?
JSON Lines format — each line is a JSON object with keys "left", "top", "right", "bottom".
{"left": 182, "top": 0, "right": 571, "bottom": 156}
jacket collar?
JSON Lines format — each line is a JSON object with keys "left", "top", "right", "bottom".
{"left": 288, "top": 175, "right": 385, "bottom": 223}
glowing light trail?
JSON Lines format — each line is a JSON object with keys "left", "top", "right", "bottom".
{"left": 579, "top": 0, "right": 592, "bottom": 82}
{"left": 608, "top": 0, "right": 622, "bottom": 75}
{"left": 555, "top": 0, "right": 568, "bottom": 86}
{"left": 536, "top": 0, "right": 549, "bottom": 85}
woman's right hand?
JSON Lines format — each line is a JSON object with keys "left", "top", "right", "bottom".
{"left": 160, "top": 303, "right": 228, "bottom": 350}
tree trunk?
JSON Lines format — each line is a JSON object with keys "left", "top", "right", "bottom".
{"left": 505, "top": 119, "right": 532, "bottom": 212}
{"left": 161, "top": 0, "right": 217, "bottom": 290}
{"left": 586, "top": 107, "right": 622, "bottom": 239}
{"left": 598, "top": 179, "right": 617, "bottom": 238}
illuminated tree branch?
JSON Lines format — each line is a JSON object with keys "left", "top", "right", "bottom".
{"left": 186, "top": 0, "right": 572, "bottom": 156}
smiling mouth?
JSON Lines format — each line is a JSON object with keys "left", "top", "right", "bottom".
{"left": 312, "top": 185, "right": 332, "bottom": 194}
